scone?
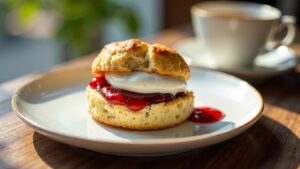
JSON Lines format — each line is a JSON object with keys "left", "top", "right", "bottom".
{"left": 87, "top": 39, "right": 194, "bottom": 130}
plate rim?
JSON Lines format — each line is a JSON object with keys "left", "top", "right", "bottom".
{"left": 11, "top": 67, "right": 264, "bottom": 145}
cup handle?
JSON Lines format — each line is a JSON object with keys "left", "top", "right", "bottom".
{"left": 265, "top": 15, "right": 297, "bottom": 51}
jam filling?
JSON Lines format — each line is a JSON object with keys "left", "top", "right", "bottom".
{"left": 90, "top": 76, "right": 225, "bottom": 123}
{"left": 188, "top": 107, "right": 225, "bottom": 123}
{"left": 89, "top": 76, "right": 186, "bottom": 111}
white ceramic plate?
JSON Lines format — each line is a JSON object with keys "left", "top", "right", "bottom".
{"left": 174, "top": 37, "right": 298, "bottom": 81}
{"left": 12, "top": 67, "right": 264, "bottom": 156}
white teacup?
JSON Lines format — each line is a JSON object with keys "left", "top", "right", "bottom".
{"left": 191, "top": 1, "right": 296, "bottom": 68}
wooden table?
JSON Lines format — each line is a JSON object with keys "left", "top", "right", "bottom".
{"left": 0, "top": 29, "right": 300, "bottom": 169}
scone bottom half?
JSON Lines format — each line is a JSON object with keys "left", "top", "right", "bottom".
{"left": 87, "top": 39, "right": 194, "bottom": 130}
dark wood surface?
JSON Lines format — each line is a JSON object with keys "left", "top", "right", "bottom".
{"left": 163, "top": 0, "right": 204, "bottom": 28}
{"left": 0, "top": 29, "right": 300, "bottom": 169}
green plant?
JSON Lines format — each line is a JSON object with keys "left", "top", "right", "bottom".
{"left": 5, "top": 0, "right": 139, "bottom": 58}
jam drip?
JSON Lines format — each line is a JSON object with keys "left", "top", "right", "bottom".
{"left": 188, "top": 107, "right": 225, "bottom": 123}
{"left": 89, "top": 76, "right": 186, "bottom": 111}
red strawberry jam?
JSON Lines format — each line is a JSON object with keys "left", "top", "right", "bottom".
{"left": 188, "top": 107, "right": 225, "bottom": 123}
{"left": 89, "top": 75, "right": 186, "bottom": 111}
{"left": 89, "top": 76, "right": 107, "bottom": 89}
{"left": 100, "top": 86, "right": 126, "bottom": 104}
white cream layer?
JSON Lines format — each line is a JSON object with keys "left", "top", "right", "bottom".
{"left": 105, "top": 72, "right": 186, "bottom": 95}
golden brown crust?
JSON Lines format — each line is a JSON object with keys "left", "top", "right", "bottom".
{"left": 92, "top": 39, "right": 190, "bottom": 80}
{"left": 87, "top": 86, "right": 194, "bottom": 130}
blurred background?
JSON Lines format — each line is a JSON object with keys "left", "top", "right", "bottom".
{"left": 0, "top": 0, "right": 299, "bottom": 83}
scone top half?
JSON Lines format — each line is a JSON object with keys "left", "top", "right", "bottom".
{"left": 92, "top": 39, "right": 190, "bottom": 80}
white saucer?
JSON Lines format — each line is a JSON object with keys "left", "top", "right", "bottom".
{"left": 12, "top": 67, "right": 263, "bottom": 156}
{"left": 174, "top": 38, "right": 298, "bottom": 80}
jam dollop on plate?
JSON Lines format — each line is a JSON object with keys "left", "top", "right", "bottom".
{"left": 188, "top": 107, "right": 225, "bottom": 123}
